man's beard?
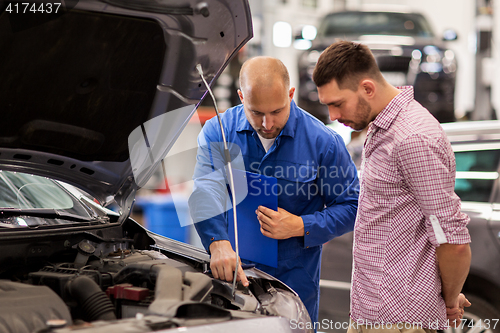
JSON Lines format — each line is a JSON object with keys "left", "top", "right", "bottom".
{"left": 339, "top": 96, "right": 372, "bottom": 131}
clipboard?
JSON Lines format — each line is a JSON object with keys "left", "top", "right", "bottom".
{"left": 227, "top": 169, "right": 278, "bottom": 268}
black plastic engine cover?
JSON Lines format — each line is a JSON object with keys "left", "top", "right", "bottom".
{"left": 0, "top": 280, "right": 72, "bottom": 333}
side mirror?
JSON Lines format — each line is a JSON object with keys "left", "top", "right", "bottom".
{"left": 443, "top": 29, "right": 458, "bottom": 41}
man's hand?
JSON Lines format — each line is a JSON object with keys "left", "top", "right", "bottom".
{"left": 208, "top": 240, "right": 249, "bottom": 287}
{"left": 256, "top": 206, "right": 304, "bottom": 239}
{"left": 446, "top": 293, "right": 471, "bottom": 327}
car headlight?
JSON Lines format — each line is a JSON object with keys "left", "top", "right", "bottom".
{"left": 415, "top": 45, "right": 456, "bottom": 75}
{"left": 419, "top": 45, "right": 442, "bottom": 73}
{"left": 420, "top": 62, "right": 443, "bottom": 73}
{"left": 442, "top": 49, "right": 457, "bottom": 74}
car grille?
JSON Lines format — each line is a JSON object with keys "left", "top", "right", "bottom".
{"left": 376, "top": 55, "right": 411, "bottom": 72}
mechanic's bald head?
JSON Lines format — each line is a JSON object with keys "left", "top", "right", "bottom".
{"left": 237, "top": 57, "right": 295, "bottom": 139}
{"left": 239, "top": 56, "right": 290, "bottom": 97}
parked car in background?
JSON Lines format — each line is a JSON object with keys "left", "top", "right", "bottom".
{"left": 441, "top": 120, "right": 500, "bottom": 333}
{"left": 0, "top": 1, "right": 312, "bottom": 332}
{"left": 319, "top": 120, "right": 500, "bottom": 333}
{"left": 298, "top": 9, "right": 458, "bottom": 124}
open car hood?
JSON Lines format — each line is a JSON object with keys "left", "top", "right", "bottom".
{"left": 0, "top": 0, "right": 252, "bottom": 220}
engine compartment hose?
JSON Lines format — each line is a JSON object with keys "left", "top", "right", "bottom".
{"left": 66, "top": 275, "right": 116, "bottom": 321}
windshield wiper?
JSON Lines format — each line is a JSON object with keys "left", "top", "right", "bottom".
{"left": 0, "top": 208, "right": 99, "bottom": 223}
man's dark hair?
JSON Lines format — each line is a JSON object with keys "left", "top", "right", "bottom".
{"left": 313, "top": 40, "right": 384, "bottom": 90}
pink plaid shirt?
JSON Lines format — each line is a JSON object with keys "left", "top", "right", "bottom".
{"left": 350, "top": 86, "right": 471, "bottom": 329}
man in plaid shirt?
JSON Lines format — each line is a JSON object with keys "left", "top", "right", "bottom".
{"left": 313, "top": 41, "right": 471, "bottom": 332}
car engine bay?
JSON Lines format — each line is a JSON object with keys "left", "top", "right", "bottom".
{"left": 0, "top": 219, "right": 310, "bottom": 333}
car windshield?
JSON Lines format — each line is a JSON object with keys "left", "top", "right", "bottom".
{"left": 0, "top": 171, "right": 95, "bottom": 227}
{"left": 319, "top": 12, "right": 435, "bottom": 38}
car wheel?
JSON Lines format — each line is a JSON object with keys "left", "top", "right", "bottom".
{"left": 441, "top": 295, "right": 500, "bottom": 333}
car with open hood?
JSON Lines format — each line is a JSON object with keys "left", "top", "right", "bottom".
{"left": 0, "top": 1, "right": 311, "bottom": 332}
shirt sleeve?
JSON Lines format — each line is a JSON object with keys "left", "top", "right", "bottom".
{"left": 395, "top": 133, "right": 471, "bottom": 247}
{"left": 301, "top": 135, "right": 359, "bottom": 248}
{"left": 188, "top": 119, "right": 231, "bottom": 253}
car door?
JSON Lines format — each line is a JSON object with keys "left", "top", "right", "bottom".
{"left": 489, "top": 163, "right": 500, "bottom": 258}
{"left": 452, "top": 143, "right": 500, "bottom": 331}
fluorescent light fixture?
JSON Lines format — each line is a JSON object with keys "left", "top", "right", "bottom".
{"left": 302, "top": 25, "right": 317, "bottom": 40}
{"left": 293, "top": 39, "right": 312, "bottom": 50}
{"left": 273, "top": 21, "right": 292, "bottom": 48}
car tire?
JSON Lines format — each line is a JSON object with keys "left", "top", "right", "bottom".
{"left": 441, "top": 294, "right": 500, "bottom": 333}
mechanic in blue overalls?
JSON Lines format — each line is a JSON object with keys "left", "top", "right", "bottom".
{"left": 189, "top": 56, "right": 359, "bottom": 325}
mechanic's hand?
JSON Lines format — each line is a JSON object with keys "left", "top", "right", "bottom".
{"left": 446, "top": 293, "right": 471, "bottom": 327}
{"left": 256, "top": 206, "right": 304, "bottom": 239}
{"left": 208, "top": 240, "right": 249, "bottom": 287}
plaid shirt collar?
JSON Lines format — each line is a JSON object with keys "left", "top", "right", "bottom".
{"left": 372, "top": 86, "right": 414, "bottom": 131}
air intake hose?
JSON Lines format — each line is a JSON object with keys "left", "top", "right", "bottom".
{"left": 66, "top": 275, "right": 116, "bottom": 321}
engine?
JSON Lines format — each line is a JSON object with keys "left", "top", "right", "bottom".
{"left": 0, "top": 238, "right": 310, "bottom": 333}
